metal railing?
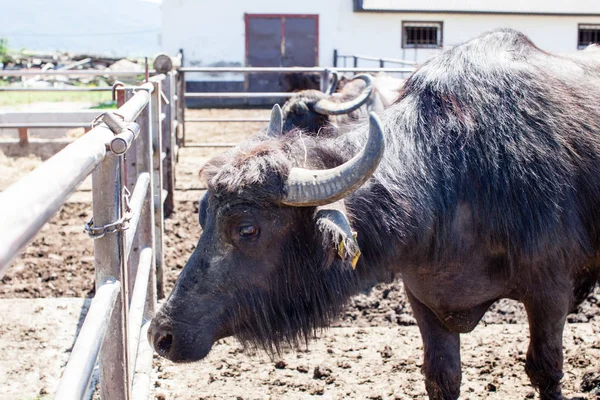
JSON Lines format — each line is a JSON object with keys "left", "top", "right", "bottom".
{"left": 178, "top": 66, "right": 416, "bottom": 148}
{"left": 0, "top": 72, "right": 178, "bottom": 399}
{"left": 0, "top": 69, "right": 151, "bottom": 145}
{"left": 0, "top": 86, "right": 113, "bottom": 92}
{"left": 0, "top": 68, "right": 180, "bottom": 217}
{"left": 333, "top": 50, "right": 418, "bottom": 68}
{"left": 0, "top": 70, "right": 154, "bottom": 77}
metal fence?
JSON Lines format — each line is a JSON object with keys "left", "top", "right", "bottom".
{"left": 0, "top": 71, "right": 179, "bottom": 399}
{"left": 178, "top": 66, "right": 416, "bottom": 148}
{"left": 332, "top": 50, "right": 418, "bottom": 68}
{"left": 0, "top": 69, "right": 150, "bottom": 145}
{"left": 0, "top": 68, "right": 180, "bottom": 217}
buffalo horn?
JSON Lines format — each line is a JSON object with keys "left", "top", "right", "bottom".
{"left": 281, "top": 112, "right": 385, "bottom": 206}
{"left": 313, "top": 74, "right": 373, "bottom": 116}
{"left": 325, "top": 70, "right": 339, "bottom": 95}
{"left": 266, "top": 104, "right": 283, "bottom": 137}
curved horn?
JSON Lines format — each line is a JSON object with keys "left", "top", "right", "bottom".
{"left": 282, "top": 112, "right": 385, "bottom": 207}
{"left": 266, "top": 104, "right": 283, "bottom": 137}
{"left": 313, "top": 74, "right": 373, "bottom": 116}
{"left": 325, "top": 70, "right": 339, "bottom": 95}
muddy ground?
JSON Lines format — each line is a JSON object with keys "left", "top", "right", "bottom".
{"left": 1, "top": 108, "right": 599, "bottom": 399}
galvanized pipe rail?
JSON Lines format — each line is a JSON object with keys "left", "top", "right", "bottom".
{"left": 334, "top": 52, "right": 418, "bottom": 67}
{"left": 185, "top": 92, "right": 295, "bottom": 98}
{"left": 0, "top": 70, "right": 181, "bottom": 399}
{"left": 178, "top": 66, "right": 416, "bottom": 147}
{"left": 0, "top": 122, "right": 92, "bottom": 129}
{"left": 0, "top": 87, "right": 113, "bottom": 92}
{"left": 185, "top": 117, "right": 269, "bottom": 123}
{"left": 54, "top": 281, "right": 121, "bottom": 400}
{"left": 0, "top": 70, "right": 156, "bottom": 77}
{"left": 178, "top": 66, "right": 414, "bottom": 73}
{"left": 0, "top": 84, "right": 157, "bottom": 145}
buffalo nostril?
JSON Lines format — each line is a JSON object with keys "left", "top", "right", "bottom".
{"left": 156, "top": 332, "right": 173, "bottom": 355}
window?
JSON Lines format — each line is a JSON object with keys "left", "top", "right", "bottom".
{"left": 402, "top": 21, "right": 443, "bottom": 49}
{"left": 578, "top": 24, "right": 600, "bottom": 49}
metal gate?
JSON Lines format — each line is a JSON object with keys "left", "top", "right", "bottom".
{"left": 0, "top": 67, "right": 182, "bottom": 399}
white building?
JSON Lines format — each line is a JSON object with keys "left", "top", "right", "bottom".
{"left": 162, "top": 0, "right": 600, "bottom": 68}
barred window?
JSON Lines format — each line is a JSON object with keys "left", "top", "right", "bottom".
{"left": 402, "top": 21, "right": 443, "bottom": 49}
{"left": 578, "top": 24, "right": 600, "bottom": 49}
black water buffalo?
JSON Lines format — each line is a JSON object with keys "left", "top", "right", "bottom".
{"left": 279, "top": 72, "right": 321, "bottom": 93}
{"left": 149, "top": 29, "right": 600, "bottom": 399}
{"left": 281, "top": 72, "right": 403, "bottom": 134}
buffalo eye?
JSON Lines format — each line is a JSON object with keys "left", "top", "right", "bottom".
{"left": 238, "top": 224, "right": 259, "bottom": 238}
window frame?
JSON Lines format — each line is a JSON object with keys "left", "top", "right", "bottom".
{"left": 578, "top": 23, "right": 600, "bottom": 49}
{"left": 402, "top": 21, "right": 444, "bottom": 49}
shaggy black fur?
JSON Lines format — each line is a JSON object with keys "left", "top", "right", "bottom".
{"left": 199, "top": 28, "right": 600, "bottom": 352}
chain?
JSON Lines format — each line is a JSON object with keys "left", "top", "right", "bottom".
{"left": 84, "top": 187, "right": 133, "bottom": 239}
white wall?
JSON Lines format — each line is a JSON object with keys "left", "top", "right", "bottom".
{"left": 335, "top": 12, "right": 600, "bottom": 64}
{"left": 161, "top": 0, "right": 600, "bottom": 73}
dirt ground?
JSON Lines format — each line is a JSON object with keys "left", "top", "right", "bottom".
{"left": 1, "top": 108, "right": 599, "bottom": 399}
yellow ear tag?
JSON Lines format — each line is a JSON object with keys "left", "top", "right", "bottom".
{"left": 351, "top": 250, "right": 361, "bottom": 270}
{"left": 338, "top": 239, "right": 346, "bottom": 260}
{"left": 351, "top": 232, "right": 360, "bottom": 269}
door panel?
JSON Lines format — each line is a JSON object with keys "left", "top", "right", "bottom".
{"left": 246, "top": 17, "right": 282, "bottom": 105}
{"left": 246, "top": 14, "right": 318, "bottom": 105}
{"left": 283, "top": 17, "right": 318, "bottom": 67}
{"left": 246, "top": 17, "right": 282, "bottom": 67}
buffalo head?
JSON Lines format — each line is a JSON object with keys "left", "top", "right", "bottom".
{"left": 148, "top": 112, "right": 385, "bottom": 362}
{"left": 281, "top": 74, "right": 374, "bottom": 133}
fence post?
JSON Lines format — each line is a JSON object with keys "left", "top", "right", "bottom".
{"left": 353, "top": 56, "right": 358, "bottom": 68}
{"left": 135, "top": 93, "right": 157, "bottom": 319}
{"left": 170, "top": 72, "right": 179, "bottom": 164}
{"left": 333, "top": 49, "right": 338, "bottom": 68}
{"left": 179, "top": 70, "right": 186, "bottom": 147}
{"left": 127, "top": 85, "right": 157, "bottom": 383}
{"left": 161, "top": 74, "right": 175, "bottom": 218}
{"left": 92, "top": 133, "right": 131, "bottom": 400}
{"left": 18, "top": 128, "right": 29, "bottom": 145}
{"left": 117, "top": 89, "right": 140, "bottom": 301}
{"left": 171, "top": 71, "right": 180, "bottom": 163}
{"left": 150, "top": 79, "right": 165, "bottom": 299}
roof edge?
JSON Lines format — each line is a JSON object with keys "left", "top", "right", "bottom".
{"left": 353, "top": 1, "right": 600, "bottom": 17}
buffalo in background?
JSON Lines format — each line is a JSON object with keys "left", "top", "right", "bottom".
{"left": 279, "top": 72, "right": 321, "bottom": 93}
{"left": 149, "top": 29, "right": 600, "bottom": 400}
{"left": 280, "top": 72, "right": 404, "bottom": 134}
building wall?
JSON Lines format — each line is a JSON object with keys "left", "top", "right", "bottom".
{"left": 162, "top": 0, "right": 600, "bottom": 76}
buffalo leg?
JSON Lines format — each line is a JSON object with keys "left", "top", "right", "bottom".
{"left": 406, "top": 288, "right": 461, "bottom": 400}
{"left": 523, "top": 293, "right": 569, "bottom": 400}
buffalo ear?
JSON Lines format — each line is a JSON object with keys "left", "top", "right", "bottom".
{"left": 315, "top": 202, "right": 360, "bottom": 270}
{"left": 266, "top": 104, "right": 283, "bottom": 137}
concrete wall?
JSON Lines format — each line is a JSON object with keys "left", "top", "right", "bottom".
{"left": 162, "top": 0, "right": 600, "bottom": 73}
